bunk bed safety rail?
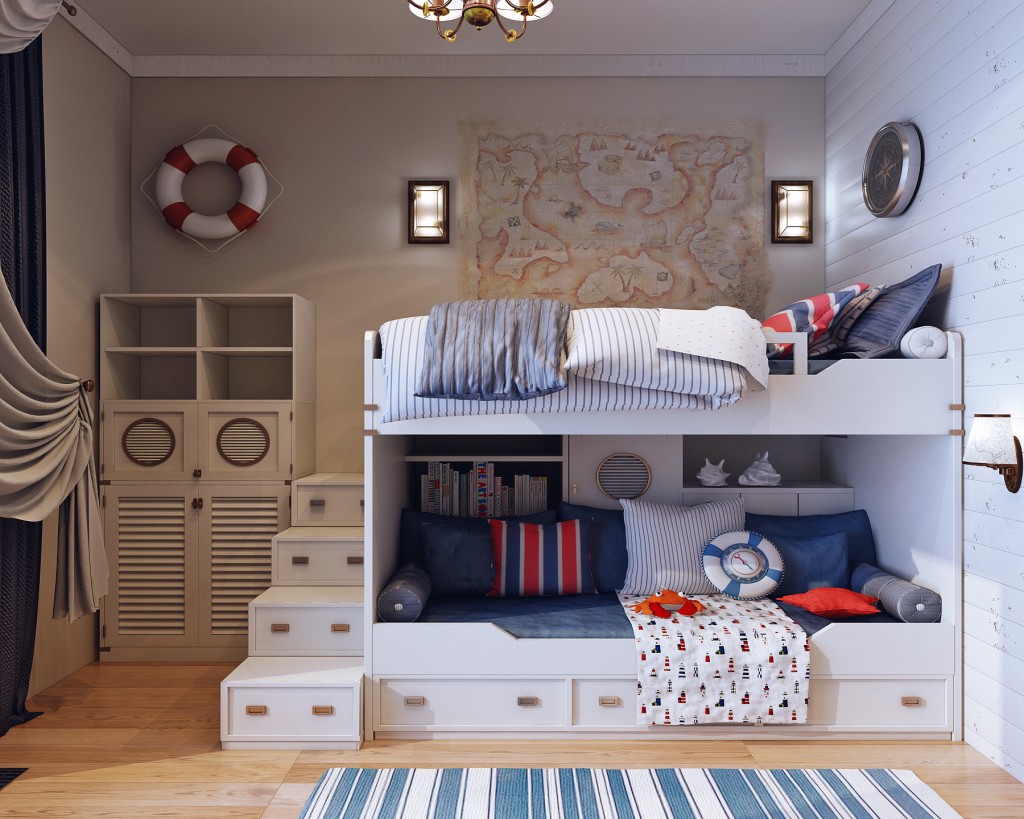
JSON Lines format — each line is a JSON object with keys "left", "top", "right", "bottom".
{"left": 762, "top": 329, "right": 808, "bottom": 375}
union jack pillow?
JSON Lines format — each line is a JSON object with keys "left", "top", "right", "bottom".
{"left": 763, "top": 283, "right": 869, "bottom": 358}
{"left": 488, "top": 518, "right": 595, "bottom": 597}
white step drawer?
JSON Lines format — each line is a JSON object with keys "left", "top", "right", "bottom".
{"left": 573, "top": 678, "right": 637, "bottom": 727}
{"left": 272, "top": 526, "right": 364, "bottom": 585}
{"left": 293, "top": 473, "right": 364, "bottom": 526}
{"left": 378, "top": 678, "right": 567, "bottom": 730}
{"left": 250, "top": 601, "right": 364, "bottom": 657}
{"left": 808, "top": 677, "right": 950, "bottom": 729}
{"left": 221, "top": 657, "right": 363, "bottom": 746}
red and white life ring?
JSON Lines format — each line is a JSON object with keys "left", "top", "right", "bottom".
{"left": 154, "top": 138, "right": 267, "bottom": 240}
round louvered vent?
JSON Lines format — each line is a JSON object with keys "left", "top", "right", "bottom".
{"left": 216, "top": 418, "right": 270, "bottom": 467}
{"left": 122, "top": 418, "right": 175, "bottom": 466}
{"left": 596, "top": 452, "right": 652, "bottom": 500}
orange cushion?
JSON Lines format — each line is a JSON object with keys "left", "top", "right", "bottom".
{"left": 778, "top": 587, "right": 880, "bottom": 618}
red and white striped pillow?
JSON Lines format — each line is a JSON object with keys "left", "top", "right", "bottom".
{"left": 487, "top": 519, "right": 595, "bottom": 597}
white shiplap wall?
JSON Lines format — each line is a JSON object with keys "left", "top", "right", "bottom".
{"left": 825, "top": 0, "right": 1024, "bottom": 781}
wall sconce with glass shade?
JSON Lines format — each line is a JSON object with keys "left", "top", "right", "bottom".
{"left": 771, "top": 180, "right": 813, "bottom": 244}
{"left": 408, "top": 181, "right": 450, "bottom": 244}
{"left": 963, "top": 413, "right": 1022, "bottom": 493}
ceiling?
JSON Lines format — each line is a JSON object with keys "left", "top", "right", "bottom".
{"left": 75, "top": 0, "right": 880, "bottom": 60}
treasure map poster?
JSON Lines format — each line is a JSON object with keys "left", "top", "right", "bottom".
{"left": 458, "top": 121, "right": 768, "bottom": 315}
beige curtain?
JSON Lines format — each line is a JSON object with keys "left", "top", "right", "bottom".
{"left": 0, "top": 0, "right": 61, "bottom": 53}
{"left": 0, "top": 275, "right": 107, "bottom": 620}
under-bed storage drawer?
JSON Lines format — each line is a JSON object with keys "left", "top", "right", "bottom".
{"left": 378, "top": 678, "right": 567, "bottom": 730}
{"left": 573, "top": 679, "right": 636, "bottom": 727}
{"left": 808, "top": 677, "right": 950, "bottom": 730}
{"left": 272, "top": 526, "right": 364, "bottom": 585}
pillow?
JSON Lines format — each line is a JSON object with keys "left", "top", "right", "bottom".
{"left": 851, "top": 563, "right": 942, "bottom": 623}
{"left": 769, "top": 532, "right": 849, "bottom": 598}
{"left": 620, "top": 496, "right": 744, "bottom": 595}
{"left": 399, "top": 507, "right": 556, "bottom": 565}
{"left": 376, "top": 563, "right": 432, "bottom": 622}
{"left": 777, "top": 587, "right": 880, "bottom": 618}
{"left": 762, "top": 283, "right": 868, "bottom": 359}
{"left": 421, "top": 521, "right": 495, "bottom": 597}
{"left": 702, "top": 530, "right": 784, "bottom": 599}
{"left": 805, "top": 287, "right": 886, "bottom": 359}
{"left": 841, "top": 264, "right": 941, "bottom": 359}
{"left": 744, "top": 509, "right": 876, "bottom": 575}
{"left": 900, "top": 325, "right": 947, "bottom": 359}
{"left": 556, "top": 501, "right": 627, "bottom": 593}
{"left": 487, "top": 518, "right": 595, "bottom": 598}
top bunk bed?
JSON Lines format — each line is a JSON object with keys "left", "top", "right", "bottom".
{"left": 364, "top": 302, "right": 963, "bottom": 438}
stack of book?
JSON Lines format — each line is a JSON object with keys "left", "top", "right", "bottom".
{"left": 419, "top": 461, "right": 548, "bottom": 517}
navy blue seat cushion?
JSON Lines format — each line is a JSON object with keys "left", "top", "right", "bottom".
{"left": 420, "top": 521, "right": 495, "bottom": 597}
{"left": 768, "top": 531, "right": 849, "bottom": 598}
{"left": 774, "top": 600, "right": 896, "bottom": 633}
{"left": 745, "top": 509, "right": 876, "bottom": 576}
{"left": 841, "top": 264, "right": 941, "bottom": 359}
{"left": 851, "top": 563, "right": 942, "bottom": 623}
{"left": 557, "top": 501, "right": 627, "bottom": 593}
{"left": 376, "top": 563, "right": 432, "bottom": 622}
{"left": 399, "top": 507, "right": 556, "bottom": 565}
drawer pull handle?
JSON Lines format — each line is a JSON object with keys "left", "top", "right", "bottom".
{"left": 331, "top": 623, "right": 350, "bottom": 633}
{"left": 246, "top": 705, "right": 268, "bottom": 716}
{"left": 404, "top": 696, "right": 426, "bottom": 707}
{"left": 270, "top": 623, "right": 290, "bottom": 633}
{"left": 598, "top": 696, "right": 620, "bottom": 707}
{"left": 291, "top": 555, "right": 309, "bottom": 565}
{"left": 347, "top": 556, "right": 364, "bottom": 565}
{"left": 312, "top": 705, "right": 334, "bottom": 716}
{"left": 309, "top": 498, "right": 326, "bottom": 508}
{"left": 901, "top": 696, "right": 923, "bottom": 707}
{"left": 517, "top": 696, "right": 539, "bottom": 707}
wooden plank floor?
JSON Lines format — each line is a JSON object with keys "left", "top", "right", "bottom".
{"left": 0, "top": 663, "right": 1021, "bottom": 817}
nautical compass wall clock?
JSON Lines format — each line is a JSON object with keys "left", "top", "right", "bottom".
{"left": 862, "top": 121, "right": 923, "bottom": 217}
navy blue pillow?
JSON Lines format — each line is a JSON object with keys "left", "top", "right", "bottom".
{"left": 376, "top": 563, "right": 432, "bottom": 622}
{"left": 745, "top": 509, "right": 876, "bottom": 576}
{"left": 421, "top": 521, "right": 495, "bottom": 596}
{"left": 557, "top": 501, "right": 627, "bottom": 593}
{"left": 842, "top": 264, "right": 941, "bottom": 359}
{"left": 399, "top": 507, "right": 556, "bottom": 565}
{"left": 767, "top": 531, "right": 849, "bottom": 598}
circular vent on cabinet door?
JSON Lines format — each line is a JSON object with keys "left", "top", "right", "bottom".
{"left": 596, "top": 452, "right": 652, "bottom": 500}
{"left": 122, "top": 418, "right": 176, "bottom": 466}
{"left": 216, "top": 418, "right": 270, "bottom": 467}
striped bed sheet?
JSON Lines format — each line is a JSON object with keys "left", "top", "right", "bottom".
{"left": 378, "top": 313, "right": 753, "bottom": 423}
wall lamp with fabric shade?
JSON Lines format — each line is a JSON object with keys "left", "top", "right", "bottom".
{"left": 771, "top": 180, "right": 813, "bottom": 243}
{"left": 963, "top": 413, "right": 1022, "bottom": 493}
{"left": 408, "top": 181, "right": 449, "bottom": 244}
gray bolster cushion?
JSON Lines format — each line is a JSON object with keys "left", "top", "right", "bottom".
{"left": 851, "top": 563, "right": 941, "bottom": 623}
{"left": 376, "top": 563, "right": 432, "bottom": 623}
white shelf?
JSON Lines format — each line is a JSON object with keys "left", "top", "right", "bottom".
{"left": 405, "top": 454, "right": 564, "bottom": 463}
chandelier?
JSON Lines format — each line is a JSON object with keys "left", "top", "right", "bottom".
{"left": 407, "top": 1, "right": 554, "bottom": 43}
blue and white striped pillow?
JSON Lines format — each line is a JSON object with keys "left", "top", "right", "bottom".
{"left": 620, "top": 496, "right": 745, "bottom": 595}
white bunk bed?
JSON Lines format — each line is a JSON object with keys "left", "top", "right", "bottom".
{"left": 362, "top": 325, "right": 964, "bottom": 741}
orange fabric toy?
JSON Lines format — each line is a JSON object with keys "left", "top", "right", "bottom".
{"left": 631, "top": 590, "right": 705, "bottom": 618}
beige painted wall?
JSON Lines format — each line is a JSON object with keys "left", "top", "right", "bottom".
{"left": 28, "top": 16, "right": 131, "bottom": 695}
{"left": 130, "top": 76, "right": 825, "bottom": 472}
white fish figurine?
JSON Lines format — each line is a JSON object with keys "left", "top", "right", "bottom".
{"left": 738, "top": 452, "right": 782, "bottom": 486}
{"left": 696, "top": 458, "right": 730, "bottom": 487}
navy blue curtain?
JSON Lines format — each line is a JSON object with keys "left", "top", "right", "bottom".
{"left": 0, "top": 36, "right": 47, "bottom": 738}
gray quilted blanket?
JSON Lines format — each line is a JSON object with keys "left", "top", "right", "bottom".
{"left": 416, "top": 298, "right": 570, "bottom": 400}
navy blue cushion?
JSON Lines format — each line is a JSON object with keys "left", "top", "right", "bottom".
{"left": 851, "top": 563, "right": 942, "bottom": 623}
{"left": 842, "top": 264, "right": 941, "bottom": 358}
{"left": 399, "top": 507, "right": 556, "bottom": 565}
{"left": 745, "top": 509, "right": 876, "bottom": 576}
{"left": 376, "top": 563, "right": 432, "bottom": 622}
{"left": 557, "top": 501, "right": 628, "bottom": 593}
{"left": 768, "top": 532, "right": 849, "bottom": 598}
{"left": 420, "top": 521, "right": 495, "bottom": 597}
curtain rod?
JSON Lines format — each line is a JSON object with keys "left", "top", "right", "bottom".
{"left": 61, "top": 1, "right": 77, "bottom": 16}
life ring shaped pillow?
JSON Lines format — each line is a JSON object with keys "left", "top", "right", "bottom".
{"left": 155, "top": 138, "right": 267, "bottom": 240}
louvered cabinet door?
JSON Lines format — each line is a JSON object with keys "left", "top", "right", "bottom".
{"left": 197, "top": 402, "right": 293, "bottom": 481}
{"left": 101, "top": 402, "right": 198, "bottom": 482}
{"left": 195, "top": 484, "right": 289, "bottom": 647}
{"left": 101, "top": 484, "right": 199, "bottom": 649}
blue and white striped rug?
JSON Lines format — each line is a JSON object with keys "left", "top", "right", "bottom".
{"left": 299, "top": 767, "right": 961, "bottom": 819}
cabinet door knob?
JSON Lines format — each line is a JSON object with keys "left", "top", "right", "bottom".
{"left": 517, "top": 696, "right": 539, "bottom": 707}
{"left": 191, "top": 497, "right": 204, "bottom": 510}
{"left": 291, "top": 555, "right": 309, "bottom": 565}
{"left": 331, "top": 623, "right": 350, "bottom": 633}
{"left": 193, "top": 468, "right": 202, "bottom": 479}
{"left": 270, "top": 623, "right": 290, "bottom": 633}
{"left": 311, "top": 705, "right": 334, "bottom": 716}
{"left": 245, "top": 705, "right": 267, "bottom": 716}
{"left": 308, "top": 498, "right": 326, "bottom": 508}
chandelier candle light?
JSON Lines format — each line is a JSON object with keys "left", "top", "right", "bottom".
{"left": 408, "top": 0, "right": 553, "bottom": 42}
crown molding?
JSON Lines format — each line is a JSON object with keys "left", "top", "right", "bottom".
{"left": 824, "top": 0, "right": 898, "bottom": 75}
{"left": 59, "top": 3, "right": 133, "bottom": 75}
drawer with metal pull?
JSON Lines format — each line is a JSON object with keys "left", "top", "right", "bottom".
{"left": 248, "top": 586, "right": 364, "bottom": 656}
{"left": 292, "top": 473, "right": 364, "bottom": 526}
{"left": 573, "top": 678, "right": 638, "bottom": 727}
{"left": 271, "top": 526, "right": 364, "bottom": 585}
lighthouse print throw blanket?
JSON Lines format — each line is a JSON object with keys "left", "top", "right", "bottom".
{"left": 620, "top": 594, "right": 810, "bottom": 726}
